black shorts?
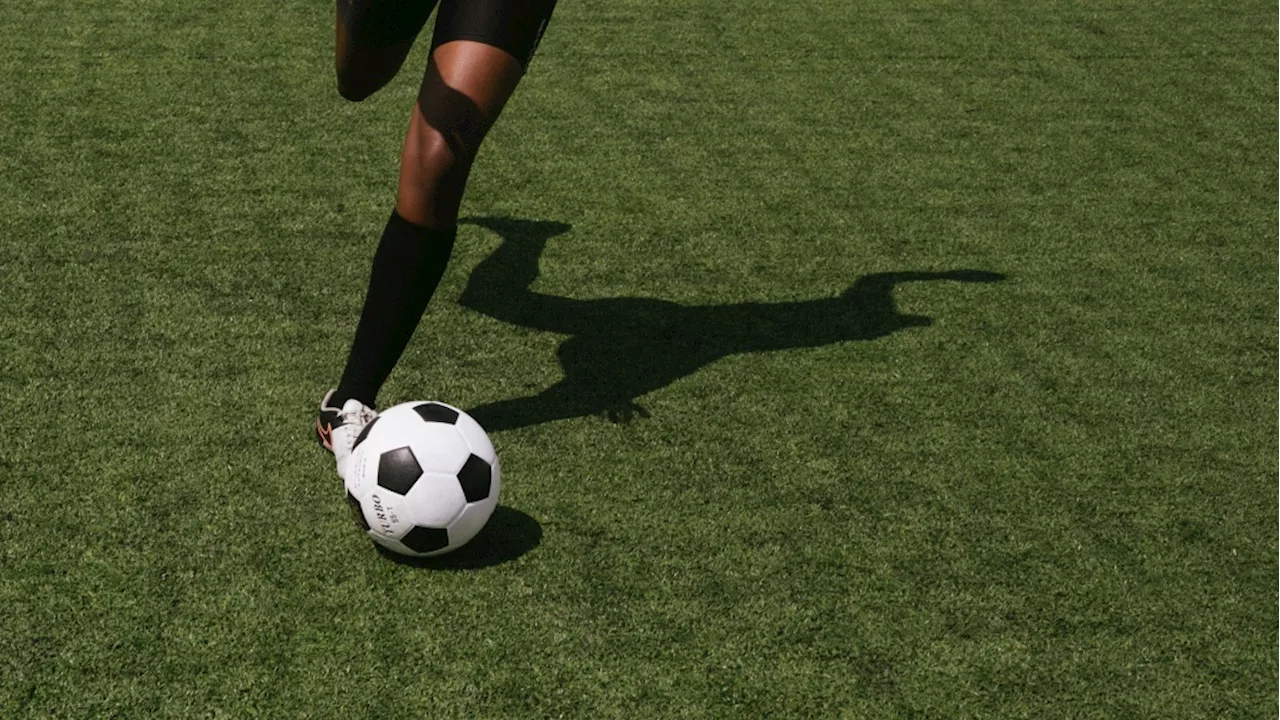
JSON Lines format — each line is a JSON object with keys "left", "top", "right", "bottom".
{"left": 338, "top": 0, "right": 557, "bottom": 68}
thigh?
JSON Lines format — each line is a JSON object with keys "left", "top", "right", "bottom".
{"left": 335, "top": 0, "right": 438, "bottom": 97}
{"left": 431, "top": 0, "right": 559, "bottom": 70}
{"left": 338, "top": 0, "right": 438, "bottom": 49}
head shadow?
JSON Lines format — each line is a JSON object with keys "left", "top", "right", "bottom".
{"left": 453, "top": 216, "right": 1006, "bottom": 431}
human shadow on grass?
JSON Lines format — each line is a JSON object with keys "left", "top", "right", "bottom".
{"left": 458, "top": 217, "right": 1005, "bottom": 432}
{"left": 374, "top": 505, "right": 541, "bottom": 570}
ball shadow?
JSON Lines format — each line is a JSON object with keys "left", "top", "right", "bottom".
{"left": 373, "top": 504, "right": 542, "bottom": 570}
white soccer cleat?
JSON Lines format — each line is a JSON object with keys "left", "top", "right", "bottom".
{"left": 315, "top": 390, "right": 377, "bottom": 481}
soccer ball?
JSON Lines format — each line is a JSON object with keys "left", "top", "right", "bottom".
{"left": 343, "top": 401, "right": 501, "bottom": 557}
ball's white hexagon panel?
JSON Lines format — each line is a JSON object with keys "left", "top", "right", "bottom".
{"left": 450, "top": 499, "right": 498, "bottom": 549}
{"left": 453, "top": 411, "right": 497, "bottom": 462}
{"left": 405, "top": 424, "right": 471, "bottom": 475}
{"left": 404, "top": 472, "right": 467, "bottom": 528}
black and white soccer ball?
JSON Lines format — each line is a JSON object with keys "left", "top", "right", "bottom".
{"left": 343, "top": 401, "right": 500, "bottom": 557}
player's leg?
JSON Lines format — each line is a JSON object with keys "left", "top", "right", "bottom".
{"left": 318, "top": 0, "right": 438, "bottom": 473}
{"left": 321, "top": 0, "right": 557, "bottom": 468}
{"left": 328, "top": 43, "right": 527, "bottom": 415}
{"left": 396, "top": 0, "right": 557, "bottom": 226}
{"left": 334, "top": 0, "right": 436, "bottom": 101}
{"left": 393, "top": 41, "right": 523, "bottom": 228}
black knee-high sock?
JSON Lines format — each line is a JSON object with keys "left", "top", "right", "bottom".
{"left": 333, "top": 210, "right": 456, "bottom": 408}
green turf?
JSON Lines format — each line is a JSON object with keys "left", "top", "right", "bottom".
{"left": 1, "top": 0, "right": 1276, "bottom": 717}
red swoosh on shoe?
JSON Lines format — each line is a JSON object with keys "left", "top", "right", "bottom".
{"left": 316, "top": 419, "right": 334, "bottom": 451}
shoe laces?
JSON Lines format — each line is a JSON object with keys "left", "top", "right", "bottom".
{"left": 340, "top": 403, "right": 376, "bottom": 427}
{"left": 336, "top": 403, "right": 376, "bottom": 451}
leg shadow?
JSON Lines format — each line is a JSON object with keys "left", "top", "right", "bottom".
{"left": 457, "top": 217, "right": 1006, "bottom": 432}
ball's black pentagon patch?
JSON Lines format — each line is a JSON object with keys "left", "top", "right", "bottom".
{"left": 457, "top": 454, "right": 493, "bottom": 503}
{"left": 377, "top": 446, "right": 422, "bottom": 494}
{"left": 413, "top": 402, "right": 459, "bottom": 425}
{"left": 352, "top": 416, "right": 379, "bottom": 450}
{"left": 345, "top": 491, "right": 370, "bottom": 532}
{"left": 401, "top": 525, "right": 450, "bottom": 554}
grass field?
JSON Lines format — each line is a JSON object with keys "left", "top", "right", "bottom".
{"left": 1, "top": 0, "right": 1276, "bottom": 717}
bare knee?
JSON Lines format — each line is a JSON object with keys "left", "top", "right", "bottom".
{"left": 406, "top": 114, "right": 477, "bottom": 171}
{"left": 396, "top": 119, "right": 476, "bottom": 227}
